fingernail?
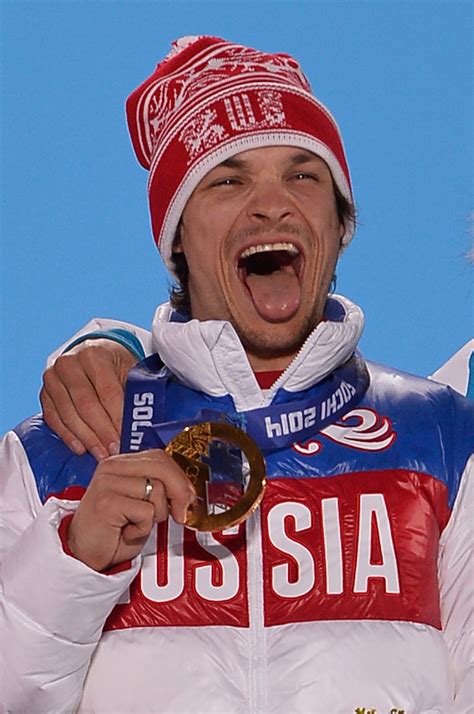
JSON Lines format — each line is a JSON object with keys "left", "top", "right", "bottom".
{"left": 70, "top": 439, "right": 85, "bottom": 455}
{"left": 109, "top": 441, "right": 120, "bottom": 456}
{"left": 92, "top": 446, "right": 107, "bottom": 462}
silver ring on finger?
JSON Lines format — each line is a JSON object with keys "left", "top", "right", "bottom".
{"left": 143, "top": 477, "right": 153, "bottom": 502}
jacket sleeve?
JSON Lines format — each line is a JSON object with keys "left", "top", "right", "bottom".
{"left": 438, "top": 453, "right": 474, "bottom": 711}
{"left": 46, "top": 317, "right": 153, "bottom": 367}
{"left": 0, "top": 431, "right": 141, "bottom": 713}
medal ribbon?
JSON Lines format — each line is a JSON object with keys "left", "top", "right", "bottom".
{"left": 120, "top": 352, "right": 369, "bottom": 454}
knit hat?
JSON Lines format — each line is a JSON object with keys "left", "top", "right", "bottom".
{"left": 126, "top": 36, "right": 354, "bottom": 271}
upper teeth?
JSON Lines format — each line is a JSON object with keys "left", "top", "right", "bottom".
{"left": 240, "top": 242, "right": 299, "bottom": 259}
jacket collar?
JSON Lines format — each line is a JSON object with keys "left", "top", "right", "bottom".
{"left": 151, "top": 295, "right": 364, "bottom": 412}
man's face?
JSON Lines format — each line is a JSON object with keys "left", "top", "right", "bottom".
{"left": 176, "top": 146, "right": 345, "bottom": 366}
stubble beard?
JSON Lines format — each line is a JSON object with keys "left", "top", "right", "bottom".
{"left": 231, "top": 303, "right": 322, "bottom": 363}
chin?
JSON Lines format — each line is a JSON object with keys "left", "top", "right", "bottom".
{"left": 237, "top": 317, "right": 316, "bottom": 359}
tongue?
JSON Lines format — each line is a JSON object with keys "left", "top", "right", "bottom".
{"left": 245, "top": 271, "right": 301, "bottom": 321}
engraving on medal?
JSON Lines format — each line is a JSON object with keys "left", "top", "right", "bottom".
{"left": 167, "top": 422, "right": 212, "bottom": 461}
{"left": 165, "top": 422, "right": 266, "bottom": 532}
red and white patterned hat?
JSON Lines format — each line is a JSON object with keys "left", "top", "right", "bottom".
{"left": 126, "top": 36, "right": 354, "bottom": 270}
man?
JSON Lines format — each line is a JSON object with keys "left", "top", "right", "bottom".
{"left": 1, "top": 36, "right": 472, "bottom": 713}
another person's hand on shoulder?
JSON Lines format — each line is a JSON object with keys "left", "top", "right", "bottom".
{"left": 41, "top": 339, "right": 137, "bottom": 460}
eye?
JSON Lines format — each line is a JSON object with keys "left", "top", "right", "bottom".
{"left": 292, "top": 172, "right": 319, "bottom": 182}
{"left": 215, "top": 177, "right": 239, "bottom": 186}
{"left": 208, "top": 176, "right": 243, "bottom": 189}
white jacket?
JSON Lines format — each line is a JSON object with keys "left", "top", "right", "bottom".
{"left": 1, "top": 297, "right": 473, "bottom": 714}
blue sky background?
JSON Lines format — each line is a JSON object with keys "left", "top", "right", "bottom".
{"left": 1, "top": 0, "right": 472, "bottom": 432}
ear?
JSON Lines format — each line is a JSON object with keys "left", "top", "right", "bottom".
{"left": 338, "top": 220, "right": 346, "bottom": 244}
{"left": 172, "top": 221, "right": 184, "bottom": 253}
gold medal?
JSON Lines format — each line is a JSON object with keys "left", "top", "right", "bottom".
{"left": 165, "top": 422, "right": 266, "bottom": 532}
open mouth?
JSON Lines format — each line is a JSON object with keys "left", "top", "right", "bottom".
{"left": 236, "top": 242, "right": 304, "bottom": 322}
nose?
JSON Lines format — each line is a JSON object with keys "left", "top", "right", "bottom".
{"left": 246, "top": 180, "right": 293, "bottom": 224}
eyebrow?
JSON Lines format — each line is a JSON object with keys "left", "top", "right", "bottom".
{"left": 287, "top": 150, "right": 322, "bottom": 166}
{"left": 217, "top": 157, "right": 248, "bottom": 170}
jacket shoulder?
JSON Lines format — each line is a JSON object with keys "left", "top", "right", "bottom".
{"left": 366, "top": 359, "right": 473, "bottom": 409}
{"left": 364, "top": 360, "right": 473, "bottom": 503}
{"left": 13, "top": 415, "right": 96, "bottom": 503}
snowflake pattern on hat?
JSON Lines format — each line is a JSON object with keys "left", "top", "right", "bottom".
{"left": 143, "top": 44, "right": 310, "bottom": 159}
{"left": 180, "top": 109, "right": 228, "bottom": 161}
